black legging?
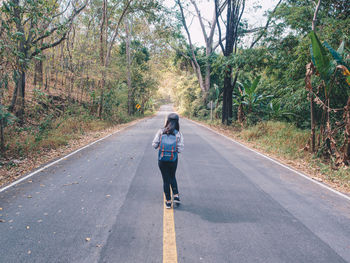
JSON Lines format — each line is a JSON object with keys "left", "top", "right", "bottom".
{"left": 158, "top": 159, "right": 179, "bottom": 201}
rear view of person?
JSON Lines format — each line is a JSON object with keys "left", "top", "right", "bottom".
{"left": 152, "top": 113, "right": 184, "bottom": 209}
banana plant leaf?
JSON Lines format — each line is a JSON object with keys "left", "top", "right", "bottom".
{"left": 251, "top": 76, "right": 261, "bottom": 92}
{"left": 309, "top": 31, "right": 332, "bottom": 82}
{"left": 323, "top": 41, "right": 347, "bottom": 67}
{"left": 310, "top": 45, "right": 316, "bottom": 66}
{"left": 337, "top": 40, "right": 345, "bottom": 55}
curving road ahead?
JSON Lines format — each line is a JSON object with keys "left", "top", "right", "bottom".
{"left": 1, "top": 105, "right": 350, "bottom": 263}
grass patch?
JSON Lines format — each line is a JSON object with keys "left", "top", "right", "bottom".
{"left": 238, "top": 121, "right": 309, "bottom": 160}
{"left": 2, "top": 103, "right": 148, "bottom": 159}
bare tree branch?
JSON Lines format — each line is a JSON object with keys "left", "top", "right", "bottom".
{"left": 177, "top": 0, "right": 205, "bottom": 92}
{"left": 249, "top": 0, "right": 283, "bottom": 49}
{"left": 31, "top": 1, "right": 87, "bottom": 58}
{"left": 234, "top": 0, "right": 245, "bottom": 52}
{"left": 32, "top": 1, "right": 86, "bottom": 45}
{"left": 213, "top": 36, "right": 226, "bottom": 51}
{"left": 190, "top": 0, "right": 209, "bottom": 42}
{"left": 215, "top": 0, "right": 226, "bottom": 53}
{"left": 312, "top": 0, "right": 321, "bottom": 30}
{"left": 105, "top": 0, "right": 133, "bottom": 66}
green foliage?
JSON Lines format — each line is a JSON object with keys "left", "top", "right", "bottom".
{"left": 233, "top": 76, "right": 273, "bottom": 125}
{"left": 0, "top": 105, "right": 16, "bottom": 127}
{"left": 310, "top": 31, "right": 332, "bottom": 83}
{"left": 172, "top": 73, "right": 206, "bottom": 118}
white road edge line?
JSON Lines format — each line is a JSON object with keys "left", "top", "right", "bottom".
{"left": 0, "top": 119, "right": 144, "bottom": 194}
{"left": 186, "top": 118, "right": 350, "bottom": 202}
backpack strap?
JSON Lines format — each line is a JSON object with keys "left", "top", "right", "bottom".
{"left": 159, "top": 130, "right": 162, "bottom": 147}
{"left": 161, "top": 144, "right": 165, "bottom": 158}
{"left": 174, "top": 130, "right": 178, "bottom": 152}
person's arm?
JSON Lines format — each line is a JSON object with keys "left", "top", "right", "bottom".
{"left": 177, "top": 132, "right": 184, "bottom": 153}
{"left": 152, "top": 129, "right": 162, "bottom": 149}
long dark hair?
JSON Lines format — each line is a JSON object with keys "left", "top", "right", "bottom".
{"left": 163, "top": 113, "right": 180, "bottom": 134}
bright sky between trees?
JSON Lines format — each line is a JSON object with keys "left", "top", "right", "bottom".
{"left": 164, "top": 0, "right": 279, "bottom": 47}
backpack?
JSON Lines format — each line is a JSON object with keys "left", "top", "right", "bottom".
{"left": 158, "top": 130, "right": 178, "bottom": 162}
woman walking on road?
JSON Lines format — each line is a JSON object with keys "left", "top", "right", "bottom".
{"left": 152, "top": 113, "right": 184, "bottom": 209}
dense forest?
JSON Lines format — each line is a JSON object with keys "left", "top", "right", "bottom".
{"left": 0, "top": 0, "right": 349, "bottom": 182}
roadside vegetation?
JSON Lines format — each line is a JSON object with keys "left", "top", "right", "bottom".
{"left": 167, "top": 0, "right": 350, "bottom": 192}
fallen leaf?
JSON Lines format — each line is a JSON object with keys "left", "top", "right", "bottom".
{"left": 312, "top": 177, "right": 323, "bottom": 182}
{"left": 0, "top": 208, "right": 2, "bottom": 211}
{"left": 85, "top": 237, "right": 91, "bottom": 242}
{"left": 63, "top": 182, "right": 79, "bottom": 187}
{"left": 0, "top": 219, "right": 5, "bottom": 223}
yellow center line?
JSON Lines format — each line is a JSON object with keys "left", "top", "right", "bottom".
{"left": 163, "top": 196, "right": 178, "bottom": 263}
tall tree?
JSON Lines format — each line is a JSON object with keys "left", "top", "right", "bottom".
{"left": 177, "top": 0, "right": 227, "bottom": 99}
{"left": 177, "top": 0, "right": 205, "bottom": 94}
{"left": 309, "top": 0, "right": 322, "bottom": 152}
{"left": 97, "top": 0, "right": 133, "bottom": 117}
{"left": 215, "top": 0, "right": 245, "bottom": 125}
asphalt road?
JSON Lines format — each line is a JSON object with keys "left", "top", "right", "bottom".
{"left": 1, "top": 105, "right": 350, "bottom": 263}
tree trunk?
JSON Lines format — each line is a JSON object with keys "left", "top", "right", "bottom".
{"left": 33, "top": 59, "right": 43, "bottom": 87}
{"left": 310, "top": 93, "right": 316, "bottom": 152}
{"left": 222, "top": 73, "right": 230, "bottom": 124}
{"left": 238, "top": 104, "right": 244, "bottom": 124}
{"left": 221, "top": 1, "right": 234, "bottom": 125}
{"left": 309, "top": 0, "right": 321, "bottom": 152}
{"left": 204, "top": 59, "right": 210, "bottom": 100}
{"left": 215, "top": 0, "right": 246, "bottom": 125}
{"left": 126, "top": 19, "right": 133, "bottom": 116}
{"left": 343, "top": 97, "right": 350, "bottom": 164}
{"left": 0, "top": 119, "right": 4, "bottom": 154}
{"left": 15, "top": 69, "right": 26, "bottom": 124}
{"left": 98, "top": 0, "right": 107, "bottom": 118}
{"left": 98, "top": 77, "right": 105, "bottom": 118}
{"left": 9, "top": 71, "right": 18, "bottom": 113}
{"left": 45, "top": 66, "right": 49, "bottom": 91}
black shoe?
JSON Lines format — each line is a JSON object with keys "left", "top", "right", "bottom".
{"left": 165, "top": 201, "right": 172, "bottom": 209}
{"left": 173, "top": 196, "right": 180, "bottom": 204}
